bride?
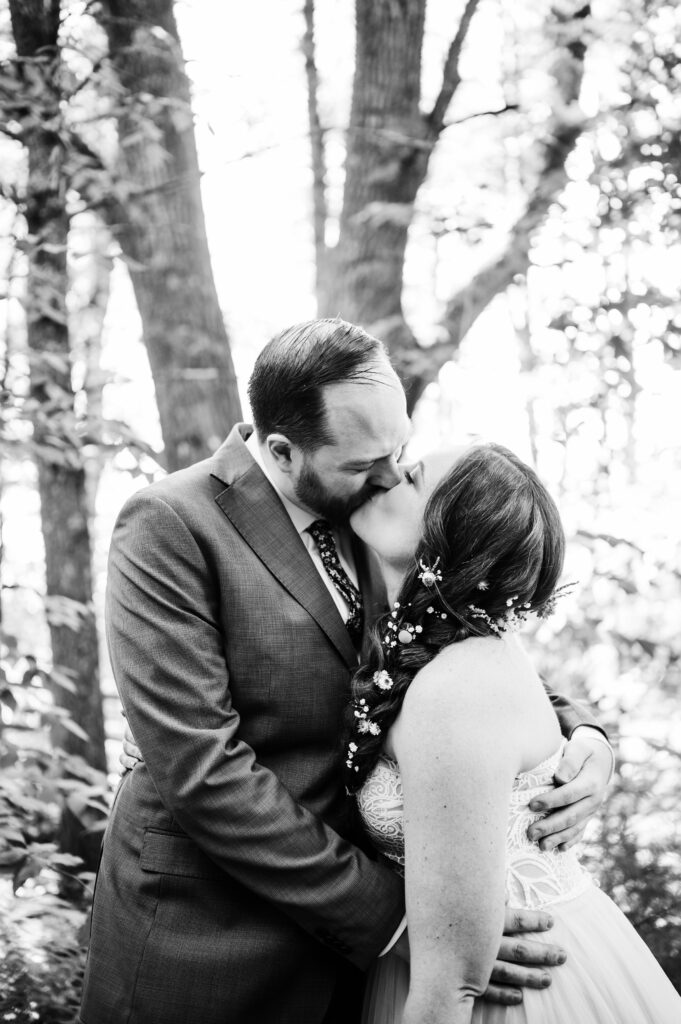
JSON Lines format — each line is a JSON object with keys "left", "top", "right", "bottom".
{"left": 347, "top": 441, "right": 680, "bottom": 1024}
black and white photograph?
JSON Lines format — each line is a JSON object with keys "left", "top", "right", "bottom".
{"left": 0, "top": 1, "right": 680, "bottom": 1022}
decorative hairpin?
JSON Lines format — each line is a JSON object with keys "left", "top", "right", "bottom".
{"left": 418, "top": 557, "right": 443, "bottom": 588}
{"left": 383, "top": 602, "right": 423, "bottom": 648}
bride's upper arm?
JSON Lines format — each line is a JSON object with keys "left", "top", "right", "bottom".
{"left": 391, "top": 643, "right": 522, "bottom": 1009}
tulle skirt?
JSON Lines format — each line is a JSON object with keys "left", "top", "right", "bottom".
{"left": 361, "top": 885, "right": 681, "bottom": 1024}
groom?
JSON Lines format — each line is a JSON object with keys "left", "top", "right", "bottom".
{"left": 80, "top": 319, "right": 612, "bottom": 1024}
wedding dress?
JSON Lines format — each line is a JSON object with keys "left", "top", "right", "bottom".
{"left": 357, "top": 745, "right": 681, "bottom": 1023}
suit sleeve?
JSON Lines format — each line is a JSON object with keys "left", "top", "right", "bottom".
{"left": 544, "top": 684, "right": 607, "bottom": 739}
{"left": 106, "top": 489, "right": 405, "bottom": 970}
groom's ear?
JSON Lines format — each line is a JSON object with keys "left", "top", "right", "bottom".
{"left": 266, "top": 433, "right": 295, "bottom": 473}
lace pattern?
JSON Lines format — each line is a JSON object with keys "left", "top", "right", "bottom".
{"left": 357, "top": 745, "right": 593, "bottom": 908}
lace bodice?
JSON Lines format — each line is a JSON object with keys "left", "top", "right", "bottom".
{"left": 356, "top": 745, "right": 593, "bottom": 909}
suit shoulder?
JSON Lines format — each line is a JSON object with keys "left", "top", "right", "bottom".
{"left": 120, "top": 458, "right": 222, "bottom": 518}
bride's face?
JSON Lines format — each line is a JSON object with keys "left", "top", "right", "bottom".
{"left": 349, "top": 445, "right": 469, "bottom": 566}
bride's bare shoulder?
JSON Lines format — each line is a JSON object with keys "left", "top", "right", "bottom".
{"left": 401, "top": 635, "right": 528, "bottom": 718}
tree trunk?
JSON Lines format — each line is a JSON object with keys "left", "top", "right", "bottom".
{"left": 319, "top": 0, "right": 429, "bottom": 407}
{"left": 314, "top": 0, "right": 480, "bottom": 412}
{"left": 8, "top": 0, "right": 107, "bottom": 771}
{"left": 96, "top": 0, "right": 242, "bottom": 471}
{"left": 310, "top": 0, "right": 587, "bottom": 413}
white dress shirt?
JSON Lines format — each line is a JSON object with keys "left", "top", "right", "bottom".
{"left": 246, "top": 432, "right": 360, "bottom": 620}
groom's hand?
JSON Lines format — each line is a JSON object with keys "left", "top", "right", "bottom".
{"left": 484, "top": 907, "right": 565, "bottom": 1005}
{"left": 119, "top": 725, "right": 144, "bottom": 773}
{"left": 528, "top": 728, "right": 613, "bottom": 851}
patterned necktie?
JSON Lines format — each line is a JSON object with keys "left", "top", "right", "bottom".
{"left": 307, "top": 519, "right": 364, "bottom": 644}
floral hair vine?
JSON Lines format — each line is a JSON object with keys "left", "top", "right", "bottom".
{"left": 346, "top": 674, "right": 394, "bottom": 770}
{"left": 352, "top": 697, "right": 381, "bottom": 736}
{"left": 536, "top": 581, "right": 578, "bottom": 618}
{"left": 347, "top": 698, "right": 381, "bottom": 771}
{"left": 373, "top": 669, "right": 393, "bottom": 691}
{"left": 383, "top": 602, "right": 424, "bottom": 648}
{"left": 468, "top": 581, "right": 578, "bottom": 635}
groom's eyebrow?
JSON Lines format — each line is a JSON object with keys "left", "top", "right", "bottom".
{"left": 340, "top": 438, "right": 411, "bottom": 470}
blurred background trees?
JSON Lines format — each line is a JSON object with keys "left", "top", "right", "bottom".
{"left": 0, "top": 0, "right": 679, "bottom": 1017}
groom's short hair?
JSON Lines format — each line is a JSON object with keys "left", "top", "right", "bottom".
{"left": 248, "top": 318, "right": 392, "bottom": 451}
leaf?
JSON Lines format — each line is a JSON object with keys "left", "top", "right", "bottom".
{"left": 49, "top": 668, "right": 78, "bottom": 694}
{"left": 0, "top": 847, "right": 26, "bottom": 867}
{"left": 13, "top": 854, "right": 43, "bottom": 892}
{"left": 59, "top": 718, "right": 90, "bottom": 743}
{"left": 0, "top": 687, "right": 17, "bottom": 711}
{"left": 48, "top": 853, "right": 84, "bottom": 870}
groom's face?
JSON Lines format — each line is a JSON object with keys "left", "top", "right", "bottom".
{"left": 292, "top": 364, "right": 411, "bottom": 524}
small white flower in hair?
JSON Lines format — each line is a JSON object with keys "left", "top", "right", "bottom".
{"left": 373, "top": 670, "right": 393, "bottom": 691}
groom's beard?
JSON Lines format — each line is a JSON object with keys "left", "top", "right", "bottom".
{"left": 295, "top": 460, "right": 380, "bottom": 526}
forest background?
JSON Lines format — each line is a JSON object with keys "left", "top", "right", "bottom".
{"left": 0, "top": 0, "right": 680, "bottom": 1019}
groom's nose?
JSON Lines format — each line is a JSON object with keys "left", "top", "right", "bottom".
{"left": 368, "top": 455, "right": 403, "bottom": 490}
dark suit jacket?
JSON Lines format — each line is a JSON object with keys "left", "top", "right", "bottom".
{"left": 80, "top": 424, "right": 601, "bottom": 1024}
{"left": 79, "top": 425, "right": 405, "bottom": 1024}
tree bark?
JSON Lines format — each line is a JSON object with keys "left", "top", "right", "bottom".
{"left": 96, "top": 0, "right": 242, "bottom": 471}
{"left": 8, "top": 0, "right": 107, "bottom": 771}
{"left": 316, "top": 0, "right": 480, "bottom": 411}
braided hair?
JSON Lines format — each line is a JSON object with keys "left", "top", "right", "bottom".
{"left": 345, "top": 443, "right": 565, "bottom": 792}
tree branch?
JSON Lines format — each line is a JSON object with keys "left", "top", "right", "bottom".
{"left": 301, "top": 0, "right": 329, "bottom": 300}
{"left": 427, "top": 0, "right": 481, "bottom": 132}
{"left": 438, "top": 1, "right": 592, "bottom": 354}
{"left": 444, "top": 103, "right": 519, "bottom": 127}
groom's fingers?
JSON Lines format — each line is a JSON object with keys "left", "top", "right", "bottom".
{"left": 122, "top": 736, "right": 143, "bottom": 761}
{"left": 503, "top": 906, "right": 553, "bottom": 934}
{"left": 555, "top": 824, "right": 587, "bottom": 850}
{"left": 531, "top": 774, "right": 593, "bottom": 812}
{"left": 497, "top": 935, "right": 567, "bottom": 968}
{"left": 119, "top": 753, "right": 138, "bottom": 772}
{"left": 482, "top": 982, "right": 523, "bottom": 1005}
{"left": 528, "top": 796, "right": 593, "bottom": 847}
{"left": 490, "top": 962, "right": 549, "bottom": 989}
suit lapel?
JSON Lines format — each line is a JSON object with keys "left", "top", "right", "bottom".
{"left": 210, "top": 426, "right": 358, "bottom": 670}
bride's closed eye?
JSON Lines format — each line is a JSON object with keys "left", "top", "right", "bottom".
{"left": 402, "top": 462, "right": 422, "bottom": 486}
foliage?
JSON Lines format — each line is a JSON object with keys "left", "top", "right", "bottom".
{"left": 0, "top": 632, "right": 111, "bottom": 1022}
{"left": 525, "top": 526, "right": 681, "bottom": 992}
{"left": 0, "top": 891, "right": 87, "bottom": 1024}
{"left": 584, "top": 764, "right": 681, "bottom": 991}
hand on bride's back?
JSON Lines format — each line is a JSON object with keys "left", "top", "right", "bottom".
{"left": 483, "top": 906, "right": 566, "bottom": 1005}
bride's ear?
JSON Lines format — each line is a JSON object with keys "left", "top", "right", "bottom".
{"left": 266, "top": 433, "right": 295, "bottom": 474}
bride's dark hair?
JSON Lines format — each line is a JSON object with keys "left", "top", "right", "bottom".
{"left": 345, "top": 442, "right": 565, "bottom": 792}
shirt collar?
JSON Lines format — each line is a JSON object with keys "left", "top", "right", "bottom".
{"left": 246, "top": 430, "right": 318, "bottom": 535}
